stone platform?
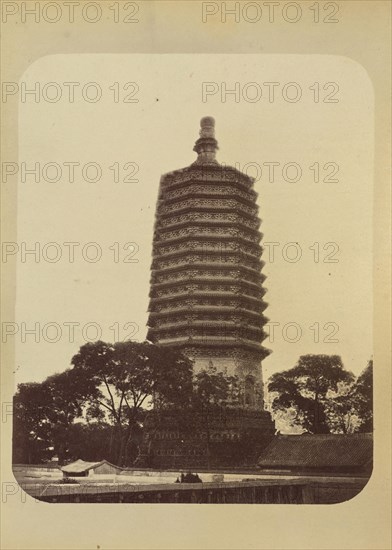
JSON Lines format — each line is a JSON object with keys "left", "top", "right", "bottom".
{"left": 137, "top": 407, "right": 275, "bottom": 469}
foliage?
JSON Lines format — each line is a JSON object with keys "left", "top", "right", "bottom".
{"left": 13, "top": 382, "right": 54, "bottom": 464}
{"left": 192, "top": 364, "right": 241, "bottom": 410}
{"left": 268, "top": 355, "right": 373, "bottom": 434}
{"left": 13, "top": 369, "right": 92, "bottom": 464}
{"left": 14, "top": 343, "right": 374, "bottom": 467}
{"left": 13, "top": 341, "right": 194, "bottom": 466}
{"left": 70, "top": 340, "right": 194, "bottom": 465}
{"left": 66, "top": 421, "right": 143, "bottom": 465}
{"left": 323, "top": 381, "right": 362, "bottom": 434}
{"left": 268, "top": 354, "right": 355, "bottom": 434}
{"left": 139, "top": 364, "right": 245, "bottom": 468}
{"left": 71, "top": 340, "right": 194, "bottom": 415}
{"left": 182, "top": 364, "right": 243, "bottom": 467}
{"left": 352, "top": 359, "right": 373, "bottom": 432}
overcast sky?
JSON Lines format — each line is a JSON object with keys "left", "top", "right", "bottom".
{"left": 12, "top": 53, "right": 373, "bottom": 386}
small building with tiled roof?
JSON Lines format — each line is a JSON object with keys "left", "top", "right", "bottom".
{"left": 61, "top": 459, "right": 121, "bottom": 478}
{"left": 258, "top": 433, "right": 373, "bottom": 476}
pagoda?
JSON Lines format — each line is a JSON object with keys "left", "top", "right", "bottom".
{"left": 147, "top": 117, "right": 271, "bottom": 407}
{"left": 141, "top": 117, "right": 275, "bottom": 468}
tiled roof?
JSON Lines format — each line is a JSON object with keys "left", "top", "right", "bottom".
{"left": 61, "top": 459, "right": 114, "bottom": 473}
{"left": 258, "top": 434, "right": 373, "bottom": 469}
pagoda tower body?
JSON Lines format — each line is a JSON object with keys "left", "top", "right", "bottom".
{"left": 147, "top": 117, "right": 270, "bottom": 409}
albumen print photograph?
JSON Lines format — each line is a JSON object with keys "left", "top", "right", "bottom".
{"left": 8, "top": 53, "right": 373, "bottom": 503}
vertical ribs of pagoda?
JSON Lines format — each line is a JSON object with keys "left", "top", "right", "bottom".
{"left": 146, "top": 117, "right": 271, "bottom": 410}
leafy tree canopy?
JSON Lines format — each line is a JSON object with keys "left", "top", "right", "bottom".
{"left": 14, "top": 341, "right": 195, "bottom": 465}
{"left": 268, "top": 354, "right": 355, "bottom": 434}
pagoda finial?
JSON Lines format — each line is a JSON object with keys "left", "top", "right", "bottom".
{"left": 193, "top": 116, "right": 219, "bottom": 164}
{"left": 200, "top": 116, "right": 215, "bottom": 138}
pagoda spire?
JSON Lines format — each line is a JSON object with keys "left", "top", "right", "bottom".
{"left": 193, "top": 116, "right": 219, "bottom": 164}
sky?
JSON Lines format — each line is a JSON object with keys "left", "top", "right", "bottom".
{"left": 12, "top": 53, "right": 373, "bottom": 386}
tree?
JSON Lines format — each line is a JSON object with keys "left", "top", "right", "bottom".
{"left": 13, "top": 382, "right": 54, "bottom": 464}
{"left": 66, "top": 421, "right": 144, "bottom": 464}
{"left": 43, "top": 369, "right": 96, "bottom": 462}
{"left": 193, "top": 365, "right": 234, "bottom": 408}
{"left": 182, "top": 364, "right": 241, "bottom": 467}
{"left": 71, "top": 340, "right": 194, "bottom": 465}
{"left": 13, "top": 369, "right": 92, "bottom": 464}
{"left": 268, "top": 354, "right": 355, "bottom": 434}
{"left": 13, "top": 341, "right": 195, "bottom": 466}
{"left": 352, "top": 359, "right": 373, "bottom": 432}
{"left": 323, "top": 380, "right": 361, "bottom": 434}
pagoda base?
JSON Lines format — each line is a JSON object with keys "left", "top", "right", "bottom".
{"left": 136, "top": 408, "right": 275, "bottom": 470}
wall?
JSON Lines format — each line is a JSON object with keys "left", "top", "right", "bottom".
{"left": 32, "top": 478, "right": 369, "bottom": 504}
